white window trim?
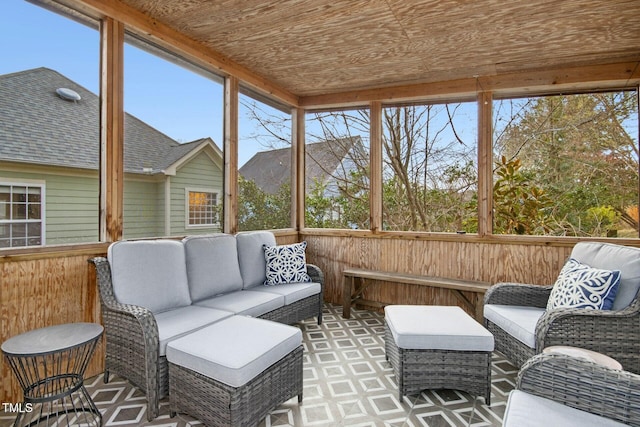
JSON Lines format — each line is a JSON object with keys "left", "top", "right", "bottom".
{"left": 184, "top": 187, "right": 220, "bottom": 229}
{"left": 0, "top": 179, "right": 46, "bottom": 248}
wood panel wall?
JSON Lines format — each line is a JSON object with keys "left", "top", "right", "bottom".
{"left": 302, "top": 232, "right": 576, "bottom": 317}
{"left": 1, "top": 250, "right": 106, "bottom": 403}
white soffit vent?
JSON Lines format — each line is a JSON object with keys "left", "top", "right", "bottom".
{"left": 56, "top": 87, "right": 81, "bottom": 102}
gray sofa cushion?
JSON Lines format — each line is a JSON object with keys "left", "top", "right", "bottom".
{"left": 194, "top": 290, "right": 284, "bottom": 317}
{"left": 107, "top": 240, "right": 191, "bottom": 314}
{"left": 166, "top": 316, "right": 302, "bottom": 387}
{"left": 571, "top": 242, "right": 640, "bottom": 310}
{"left": 155, "top": 306, "right": 233, "bottom": 356}
{"left": 483, "top": 304, "right": 545, "bottom": 348}
{"left": 236, "top": 231, "right": 276, "bottom": 289}
{"left": 183, "top": 234, "right": 244, "bottom": 302}
{"left": 503, "top": 390, "right": 626, "bottom": 427}
{"left": 251, "top": 282, "right": 321, "bottom": 305}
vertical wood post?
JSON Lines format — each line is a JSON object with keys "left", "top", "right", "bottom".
{"left": 99, "top": 17, "right": 124, "bottom": 242}
{"left": 224, "top": 76, "right": 239, "bottom": 234}
{"left": 477, "top": 90, "right": 493, "bottom": 236}
{"left": 370, "top": 101, "right": 383, "bottom": 232}
{"left": 292, "top": 107, "right": 306, "bottom": 230}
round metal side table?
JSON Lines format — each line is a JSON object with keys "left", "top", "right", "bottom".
{"left": 2, "top": 322, "right": 104, "bottom": 427}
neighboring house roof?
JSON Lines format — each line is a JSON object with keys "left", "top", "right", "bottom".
{"left": 0, "top": 67, "right": 221, "bottom": 174}
{"left": 239, "top": 136, "right": 365, "bottom": 194}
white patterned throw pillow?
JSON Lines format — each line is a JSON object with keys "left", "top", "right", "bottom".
{"left": 546, "top": 258, "right": 621, "bottom": 311}
{"left": 263, "top": 241, "right": 312, "bottom": 286}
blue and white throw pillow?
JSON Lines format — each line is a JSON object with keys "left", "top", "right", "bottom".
{"left": 546, "top": 258, "right": 621, "bottom": 311}
{"left": 263, "top": 241, "right": 312, "bottom": 286}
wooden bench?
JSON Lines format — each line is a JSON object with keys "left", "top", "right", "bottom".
{"left": 342, "top": 268, "right": 492, "bottom": 322}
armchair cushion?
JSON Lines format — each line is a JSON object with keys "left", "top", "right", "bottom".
{"left": 108, "top": 240, "right": 191, "bottom": 314}
{"left": 263, "top": 241, "right": 312, "bottom": 286}
{"left": 571, "top": 242, "right": 640, "bottom": 310}
{"left": 503, "top": 389, "right": 626, "bottom": 427}
{"left": 483, "top": 305, "right": 545, "bottom": 348}
{"left": 546, "top": 258, "right": 620, "bottom": 311}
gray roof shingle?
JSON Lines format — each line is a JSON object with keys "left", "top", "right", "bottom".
{"left": 0, "top": 67, "right": 217, "bottom": 174}
{"left": 239, "top": 137, "right": 364, "bottom": 194}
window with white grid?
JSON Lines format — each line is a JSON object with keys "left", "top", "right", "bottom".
{"left": 0, "top": 182, "right": 45, "bottom": 248}
{"left": 187, "top": 189, "right": 219, "bottom": 226}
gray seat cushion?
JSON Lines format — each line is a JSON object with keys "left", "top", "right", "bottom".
{"left": 385, "top": 305, "right": 494, "bottom": 351}
{"left": 503, "top": 390, "right": 626, "bottom": 427}
{"left": 107, "top": 240, "right": 191, "bottom": 314}
{"left": 571, "top": 242, "right": 640, "bottom": 309}
{"left": 183, "top": 234, "right": 244, "bottom": 302}
{"left": 251, "top": 282, "right": 321, "bottom": 304}
{"left": 166, "top": 315, "right": 302, "bottom": 387}
{"left": 155, "top": 306, "right": 233, "bottom": 356}
{"left": 194, "top": 290, "right": 284, "bottom": 317}
{"left": 236, "top": 231, "right": 276, "bottom": 289}
{"left": 483, "top": 304, "right": 545, "bottom": 348}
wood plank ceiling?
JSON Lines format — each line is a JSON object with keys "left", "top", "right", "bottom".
{"left": 106, "top": 0, "right": 640, "bottom": 99}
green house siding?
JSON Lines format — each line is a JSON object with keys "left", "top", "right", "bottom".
{"left": 169, "top": 152, "right": 222, "bottom": 236}
{"left": 123, "top": 178, "right": 165, "bottom": 239}
{"left": 1, "top": 146, "right": 223, "bottom": 247}
{"left": 1, "top": 169, "right": 99, "bottom": 245}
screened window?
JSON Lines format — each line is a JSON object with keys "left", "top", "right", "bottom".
{"left": 123, "top": 35, "right": 224, "bottom": 238}
{"left": 382, "top": 102, "right": 478, "bottom": 232}
{"left": 304, "top": 109, "right": 370, "bottom": 230}
{"left": 187, "top": 189, "right": 219, "bottom": 227}
{"left": 237, "top": 94, "right": 292, "bottom": 231}
{"left": 1, "top": 1, "right": 99, "bottom": 247}
{"left": 493, "top": 90, "right": 639, "bottom": 237}
{"left": 0, "top": 182, "right": 44, "bottom": 248}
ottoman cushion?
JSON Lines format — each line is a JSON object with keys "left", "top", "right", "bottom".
{"left": 385, "top": 305, "right": 494, "bottom": 351}
{"left": 166, "top": 316, "right": 302, "bottom": 387}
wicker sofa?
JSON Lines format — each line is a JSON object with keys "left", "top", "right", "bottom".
{"left": 484, "top": 241, "right": 640, "bottom": 374}
{"left": 503, "top": 352, "right": 640, "bottom": 426}
{"left": 90, "top": 231, "right": 324, "bottom": 421}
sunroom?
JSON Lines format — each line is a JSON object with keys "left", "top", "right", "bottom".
{"left": 1, "top": 0, "right": 639, "bottom": 426}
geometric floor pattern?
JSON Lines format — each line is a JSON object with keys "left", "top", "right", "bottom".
{"left": 0, "top": 303, "right": 517, "bottom": 427}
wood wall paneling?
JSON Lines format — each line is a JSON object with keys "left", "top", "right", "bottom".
{"left": 1, "top": 254, "right": 106, "bottom": 403}
{"left": 302, "top": 233, "right": 575, "bottom": 317}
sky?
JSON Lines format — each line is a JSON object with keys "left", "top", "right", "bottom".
{"left": 0, "top": 0, "right": 285, "bottom": 166}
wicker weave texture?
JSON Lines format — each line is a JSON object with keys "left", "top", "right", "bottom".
{"left": 486, "top": 320, "right": 535, "bottom": 369}
{"left": 517, "top": 353, "right": 640, "bottom": 426}
{"left": 169, "top": 346, "right": 303, "bottom": 427}
{"left": 384, "top": 324, "right": 491, "bottom": 404}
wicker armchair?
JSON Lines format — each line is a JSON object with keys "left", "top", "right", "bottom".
{"left": 90, "top": 256, "right": 324, "bottom": 421}
{"left": 505, "top": 352, "right": 640, "bottom": 426}
{"left": 484, "top": 242, "right": 640, "bottom": 374}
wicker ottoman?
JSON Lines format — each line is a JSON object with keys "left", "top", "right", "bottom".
{"left": 166, "top": 315, "right": 303, "bottom": 427}
{"left": 384, "top": 305, "right": 494, "bottom": 403}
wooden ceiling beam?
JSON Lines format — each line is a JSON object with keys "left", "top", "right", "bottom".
{"left": 300, "top": 61, "right": 640, "bottom": 109}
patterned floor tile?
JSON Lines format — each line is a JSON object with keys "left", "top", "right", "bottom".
{"left": 1, "top": 304, "right": 516, "bottom": 427}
